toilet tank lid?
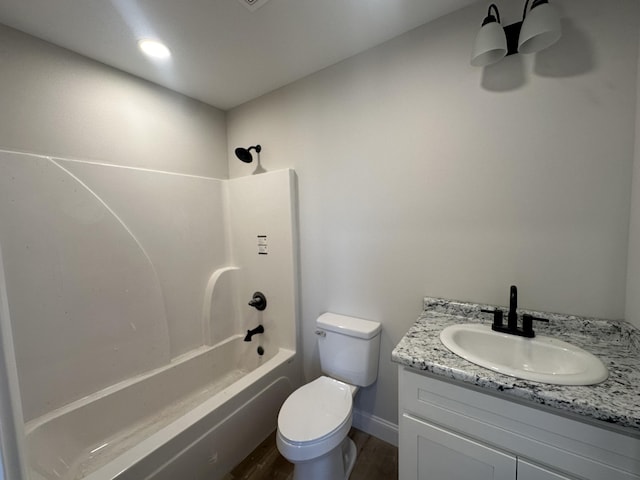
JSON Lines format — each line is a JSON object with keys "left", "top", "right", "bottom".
{"left": 317, "top": 313, "right": 381, "bottom": 339}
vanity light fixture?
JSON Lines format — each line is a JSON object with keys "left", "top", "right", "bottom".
{"left": 471, "top": 0, "right": 561, "bottom": 67}
{"left": 138, "top": 39, "right": 171, "bottom": 60}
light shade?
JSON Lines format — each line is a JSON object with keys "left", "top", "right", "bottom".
{"left": 518, "top": 1, "right": 561, "bottom": 54}
{"left": 471, "top": 21, "right": 508, "bottom": 67}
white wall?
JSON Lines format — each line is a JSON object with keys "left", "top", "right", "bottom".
{"left": 227, "top": 0, "right": 640, "bottom": 431}
{"left": 626, "top": 31, "right": 640, "bottom": 328}
{"left": 0, "top": 24, "right": 227, "bottom": 178}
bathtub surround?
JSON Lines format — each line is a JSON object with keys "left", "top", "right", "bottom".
{"left": 226, "top": 170, "right": 299, "bottom": 356}
{"left": 0, "top": 151, "right": 225, "bottom": 421}
{"left": 0, "top": 149, "right": 300, "bottom": 478}
{"left": 227, "top": 0, "right": 640, "bottom": 443}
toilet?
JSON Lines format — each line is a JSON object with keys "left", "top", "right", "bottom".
{"left": 276, "top": 312, "right": 381, "bottom": 480}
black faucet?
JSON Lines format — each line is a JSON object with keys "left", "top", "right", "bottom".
{"left": 244, "top": 325, "right": 264, "bottom": 342}
{"left": 508, "top": 285, "right": 518, "bottom": 331}
{"left": 481, "top": 285, "right": 548, "bottom": 338}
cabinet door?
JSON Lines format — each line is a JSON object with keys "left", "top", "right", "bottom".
{"left": 517, "top": 459, "right": 575, "bottom": 480}
{"left": 400, "top": 413, "right": 517, "bottom": 480}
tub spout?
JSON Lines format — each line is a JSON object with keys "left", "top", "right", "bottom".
{"left": 244, "top": 325, "right": 264, "bottom": 342}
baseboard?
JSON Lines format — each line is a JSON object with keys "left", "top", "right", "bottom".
{"left": 352, "top": 409, "right": 398, "bottom": 447}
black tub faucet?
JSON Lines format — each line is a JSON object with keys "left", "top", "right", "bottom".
{"left": 244, "top": 325, "right": 264, "bottom": 342}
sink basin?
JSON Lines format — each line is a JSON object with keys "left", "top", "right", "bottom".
{"left": 439, "top": 323, "right": 608, "bottom": 385}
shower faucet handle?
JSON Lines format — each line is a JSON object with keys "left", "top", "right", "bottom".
{"left": 248, "top": 291, "right": 267, "bottom": 311}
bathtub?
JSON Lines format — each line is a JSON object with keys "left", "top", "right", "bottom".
{"left": 25, "top": 336, "right": 296, "bottom": 480}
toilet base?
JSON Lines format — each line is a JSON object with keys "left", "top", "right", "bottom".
{"left": 292, "top": 437, "right": 357, "bottom": 480}
{"left": 343, "top": 437, "right": 357, "bottom": 478}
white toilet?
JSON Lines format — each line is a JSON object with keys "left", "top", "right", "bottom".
{"left": 276, "top": 312, "right": 381, "bottom": 480}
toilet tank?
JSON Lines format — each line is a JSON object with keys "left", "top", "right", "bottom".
{"left": 316, "top": 313, "right": 381, "bottom": 387}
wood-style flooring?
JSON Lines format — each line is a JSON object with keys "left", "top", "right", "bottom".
{"left": 223, "top": 428, "right": 398, "bottom": 480}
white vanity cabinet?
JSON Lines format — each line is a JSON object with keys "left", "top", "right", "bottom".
{"left": 401, "top": 414, "right": 574, "bottom": 480}
{"left": 398, "top": 366, "right": 640, "bottom": 480}
{"left": 401, "top": 413, "right": 517, "bottom": 480}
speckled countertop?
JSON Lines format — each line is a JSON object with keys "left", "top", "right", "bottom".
{"left": 392, "top": 297, "right": 640, "bottom": 434}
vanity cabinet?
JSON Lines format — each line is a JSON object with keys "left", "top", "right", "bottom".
{"left": 401, "top": 413, "right": 575, "bottom": 479}
{"left": 398, "top": 366, "right": 640, "bottom": 480}
{"left": 401, "top": 413, "right": 516, "bottom": 479}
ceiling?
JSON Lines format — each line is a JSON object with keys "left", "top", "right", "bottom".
{"left": 0, "top": 0, "right": 479, "bottom": 110}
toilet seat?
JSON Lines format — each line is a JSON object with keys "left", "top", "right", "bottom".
{"left": 277, "top": 376, "right": 353, "bottom": 462}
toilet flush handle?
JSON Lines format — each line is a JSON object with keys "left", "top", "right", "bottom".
{"left": 315, "top": 329, "right": 326, "bottom": 337}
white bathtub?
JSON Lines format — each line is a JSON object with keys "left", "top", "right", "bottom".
{"left": 25, "top": 336, "right": 296, "bottom": 480}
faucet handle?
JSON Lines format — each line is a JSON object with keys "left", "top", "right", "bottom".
{"left": 522, "top": 314, "right": 549, "bottom": 337}
{"left": 481, "top": 308, "right": 504, "bottom": 328}
{"left": 248, "top": 291, "right": 267, "bottom": 311}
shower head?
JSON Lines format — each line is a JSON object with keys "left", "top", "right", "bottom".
{"left": 234, "top": 144, "right": 262, "bottom": 163}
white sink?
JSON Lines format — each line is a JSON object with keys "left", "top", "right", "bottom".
{"left": 439, "top": 323, "right": 608, "bottom": 385}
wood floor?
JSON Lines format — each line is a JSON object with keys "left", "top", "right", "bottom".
{"left": 222, "top": 428, "right": 398, "bottom": 480}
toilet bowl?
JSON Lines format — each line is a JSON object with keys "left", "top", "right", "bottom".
{"left": 277, "top": 376, "right": 358, "bottom": 480}
{"left": 277, "top": 313, "right": 381, "bottom": 480}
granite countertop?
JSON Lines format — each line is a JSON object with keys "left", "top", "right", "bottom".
{"left": 392, "top": 297, "right": 640, "bottom": 433}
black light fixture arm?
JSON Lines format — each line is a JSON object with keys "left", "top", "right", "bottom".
{"left": 483, "top": 4, "right": 501, "bottom": 25}
{"left": 522, "top": 0, "right": 531, "bottom": 20}
{"left": 481, "top": 4, "right": 520, "bottom": 56}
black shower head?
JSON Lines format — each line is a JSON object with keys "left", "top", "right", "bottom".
{"left": 234, "top": 145, "right": 262, "bottom": 163}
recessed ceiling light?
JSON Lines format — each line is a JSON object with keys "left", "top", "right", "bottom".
{"left": 138, "top": 39, "right": 171, "bottom": 59}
